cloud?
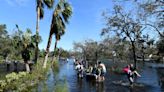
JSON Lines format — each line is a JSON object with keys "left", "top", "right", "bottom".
{"left": 5, "top": 0, "right": 29, "bottom": 7}
{"left": 5, "top": 0, "right": 15, "bottom": 6}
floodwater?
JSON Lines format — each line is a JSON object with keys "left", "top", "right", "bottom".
{"left": 40, "top": 59, "right": 164, "bottom": 92}
{"left": 0, "top": 60, "right": 164, "bottom": 92}
{"left": 0, "top": 62, "right": 25, "bottom": 79}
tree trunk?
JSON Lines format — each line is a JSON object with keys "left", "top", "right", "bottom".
{"left": 14, "top": 61, "right": 18, "bottom": 72}
{"left": 83, "top": 49, "right": 88, "bottom": 68}
{"left": 25, "top": 62, "right": 30, "bottom": 72}
{"left": 142, "top": 45, "right": 145, "bottom": 62}
{"left": 95, "top": 50, "right": 98, "bottom": 62}
{"left": 35, "top": 6, "right": 40, "bottom": 64}
{"left": 95, "top": 50, "right": 98, "bottom": 65}
{"left": 52, "top": 40, "right": 58, "bottom": 62}
{"left": 25, "top": 63, "right": 30, "bottom": 72}
{"left": 131, "top": 41, "right": 137, "bottom": 69}
{"left": 43, "top": 32, "right": 53, "bottom": 68}
{"left": 5, "top": 55, "right": 8, "bottom": 62}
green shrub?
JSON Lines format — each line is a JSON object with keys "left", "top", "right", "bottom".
{"left": 5, "top": 72, "right": 27, "bottom": 84}
{"left": 0, "top": 80, "right": 7, "bottom": 91}
{"left": 0, "top": 61, "right": 51, "bottom": 91}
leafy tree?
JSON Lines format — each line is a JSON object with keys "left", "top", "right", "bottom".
{"left": 39, "top": 49, "right": 46, "bottom": 58}
{"left": 119, "top": 0, "right": 164, "bottom": 37}
{"left": 73, "top": 42, "right": 86, "bottom": 60}
{"left": 139, "top": 0, "right": 164, "bottom": 37}
{"left": 31, "top": 33, "right": 42, "bottom": 59}
{"left": 0, "top": 24, "right": 7, "bottom": 37}
{"left": 0, "top": 24, "right": 43, "bottom": 67}
{"left": 43, "top": 0, "right": 72, "bottom": 68}
{"left": 21, "top": 29, "right": 35, "bottom": 72}
{"left": 59, "top": 49, "right": 69, "bottom": 58}
{"left": 157, "top": 33, "right": 164, "bottom": 55}
{"left": 73, "top": 40, "right": 102, "bottom": 64}
{"left": 11, "top": 25, "right": 24, "bottom": 60}
{"left": 11, "top": 25, "right": 37, "bottom": 71}
{"left": 0, "top": 24, "right": 12, "bottom": 61}
{"left": 101, "top": 5, "right": 145, "bottom": 68}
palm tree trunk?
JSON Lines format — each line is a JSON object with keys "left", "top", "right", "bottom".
{"left": 52, "top": 40, "right": 58, "bottom": 62}
{"left": 35, "top": 7, "right": 40, "bottom": 64}
{"left": 43, "top": 32, "right": 53, "bottom": 68}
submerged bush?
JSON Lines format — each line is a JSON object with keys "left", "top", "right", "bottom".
{"left": 109, "top": 66, "right": 124, "bottom": 74}
{"left": 54, "top": 78, "right": 68, "bottom": 92}
{"left": 52, "top": 60, "right": 59, "bottom": 74}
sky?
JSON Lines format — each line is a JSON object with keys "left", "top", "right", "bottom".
{"left": 0, "top": 0, "right": 129, "bottom": 51}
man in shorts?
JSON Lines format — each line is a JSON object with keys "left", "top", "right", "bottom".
{"left": 98, "top": 61, "right": 106, "bottom": 81}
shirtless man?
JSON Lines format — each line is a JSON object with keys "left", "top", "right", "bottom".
{"left": 98, "top": 61, "right": 106, "bottom": 81}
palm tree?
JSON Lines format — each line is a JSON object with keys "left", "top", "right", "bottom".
{"left": 15, "top": 26, "right": 35, "bottom": 72}
{"left": 21, "top": 29, "right": 33, "bottom": 72}
{"left": 35, "top": 0, "right": 54, "bottom": 63}
{"left": 51, "top": 34, "right": 60, "bottom": 62}
{"left": 43, "top": 0, "right": 72, "bottom": 68}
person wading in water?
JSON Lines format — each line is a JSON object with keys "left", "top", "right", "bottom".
{"left": 123, "top": 64, "right": 141, "bottom": 86}
{"left": 75, "top": 62, "right": 84, "bottom": 78}
{"left": 98, "top": 61, "right": 106, "bottom": 81}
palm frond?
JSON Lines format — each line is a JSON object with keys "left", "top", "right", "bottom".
{"left": 26, "top": 28, "right": 32, "bottom": 34}
{"left": 49, "top": 0, "right": 72, "bottom": 40}
{"left": 62, "top": 2, "right": 72, "bottom": 23}
{"left": 36, "top": 0, "right": 44, "bottom": 9}
{"left": 43, "top": 0, "right": 54, "bottom": 8}
{"left": 50, "top": 14, "right": 58, "bottom": 34}
{"left": 58, "top": 15, "right": 66, "bottom": 31}
{"left": 40, "top": 7, "right": 44, "bottom": 19}
{"left": 36, "top": 0, "right": 46, "bottom": 19}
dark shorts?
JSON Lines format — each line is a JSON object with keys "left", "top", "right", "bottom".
{"left": 127, "top": 74, "right": 134, "bottom": 84}
{"left": 100, "top": 71, "right": 106, "bottom": 77}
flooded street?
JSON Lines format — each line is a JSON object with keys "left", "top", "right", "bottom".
{"left": 44, "top": 60, "right": 164, "bottom": 92}
{"left": 0, "top": 60, "right": 164, "bottom": 92}
{"left": 0, "top": 0, "right": 163, "bottom": 91}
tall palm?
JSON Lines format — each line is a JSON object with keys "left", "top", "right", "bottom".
{"left": 51, "top": 34, "right": 61, "bottom": 62}
{"left": 43, "top": 0, "right": 72, "bottom": 68}
{"left": 35, "top": 0, "right": 54, "bottom": 63}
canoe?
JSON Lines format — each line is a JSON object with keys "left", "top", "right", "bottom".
{"left": 85, "top": 73, "right": 97, "bottom": 80}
